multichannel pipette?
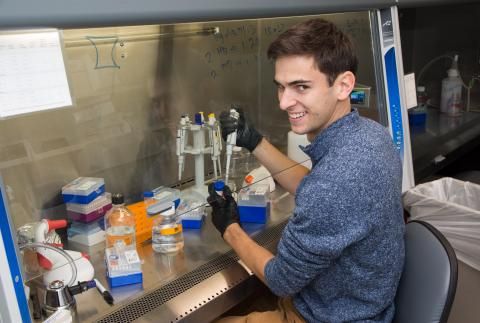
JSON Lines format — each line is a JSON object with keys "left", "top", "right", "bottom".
{"left": 225, "top": 108, "right": 239, "bottom": 185}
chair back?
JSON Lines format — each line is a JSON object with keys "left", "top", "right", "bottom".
{"left": 393, "top": 220, "right": 458, "bottom": 323}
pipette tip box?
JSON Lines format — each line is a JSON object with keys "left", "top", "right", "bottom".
{"left": 177, "top": 199, "right": 205, "bottom": 229}
{"left": 238, "top": 205, "right": 270, "bottom": 224}
{"left": 68, "top": 229, "right": 105, "bottom": 246}
{"left": 105, "top": 246, "right": 143, "bottom": 287}
{"left": 237, "top": 184, "right": 270, "bottom": 224}
{"left": 67, "top": 219, "right": 105, "bottom": 246}
{"left": 66, "top": 192, "right": 112, "bottom": 223}
{"left": 181, "top": 217, "right": 204, "bottom": 229}
{"left": 107, "top": 272, "right": 143, "bottom": 288}
{"left": 62, "top": 177, "right": 105, "bottom": 204}
{"left": 151, "top": 186, "right": 181, "bottom": 208}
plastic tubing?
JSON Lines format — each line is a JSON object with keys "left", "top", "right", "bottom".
{"left": 416, "top": 54, "right": 453, "bottom": 87}
{"left": 417, "top": 53, "right": 480, "bottom": 111}
{"left": 19, "top": 242, "right": 77, "bottom": 287}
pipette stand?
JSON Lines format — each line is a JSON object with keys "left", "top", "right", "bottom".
{"left": 176, "top": 113, "right": 222, "bottom": 200}
{"left": 186, "top": 125, "right": 209, "bottom": 198}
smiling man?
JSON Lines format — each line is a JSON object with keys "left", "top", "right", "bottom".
{"left": 209, "top": 18, "right": 405, "bottom": 323}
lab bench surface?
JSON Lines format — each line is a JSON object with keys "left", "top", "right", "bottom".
{"left": 68, "top": 189, "right": 294, "bottom": 323}
{"left": 409, "top": 108, "right": 480, "bottom": 182}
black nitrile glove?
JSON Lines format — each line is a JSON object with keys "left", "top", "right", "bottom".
{"left": 219, "top": 106, "right": 263, "bottom": 152}
{"left": 207, "top": 183, "right": 240, "bottom": 237}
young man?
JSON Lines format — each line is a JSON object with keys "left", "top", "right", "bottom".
{"left": 208, "top": 18, "right": 405, "bottom": 323}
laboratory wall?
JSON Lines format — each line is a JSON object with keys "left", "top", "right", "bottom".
{"left": 0, "top": 12, "right": 377, "bottom": 229}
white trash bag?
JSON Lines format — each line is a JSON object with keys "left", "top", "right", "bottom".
{"left": 403, "top": 177, "right": 480, "bottom": 271}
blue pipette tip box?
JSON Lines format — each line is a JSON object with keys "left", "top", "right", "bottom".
{"left": 181, "top": 217, "right": 203, "bottom": 229}
{"left": 107, "top": 271, "right": 143, "bottom": 288}
{"left": 105, "top": 246, "right": 142, "bottom": 288}
{"left": 238, "top": 204, "right": 270, "bottom": 224}
{"left": 178, "top": 197, "right": 205, "bottom": 229}
{"left": 62, "top": 177, "right": 105, "bottom": 204}
{"left": 237, "top": 184, "right": 270, "bottom": 223}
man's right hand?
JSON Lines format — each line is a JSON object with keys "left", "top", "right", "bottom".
{"left": 219, "top": 106, "right": 263, "bottom": 152}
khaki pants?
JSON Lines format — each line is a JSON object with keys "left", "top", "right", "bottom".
{"left": 215, "top": 298, "right": 306, "bottom": 323}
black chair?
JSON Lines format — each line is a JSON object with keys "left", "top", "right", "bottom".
{"left": 393, "top": 220, "right": 458, "bottom": 323}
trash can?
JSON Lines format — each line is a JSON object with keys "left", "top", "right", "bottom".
{"left": 403, "top": 177, "right": 480, "bottom": 271}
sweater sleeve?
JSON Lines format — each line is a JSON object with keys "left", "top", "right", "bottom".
{"left": 264, "top": 178, "right": 376, "bottom": 297}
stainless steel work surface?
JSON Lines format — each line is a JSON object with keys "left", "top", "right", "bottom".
{"left": 70, "top": 189, "right": 294, "bottom": 322}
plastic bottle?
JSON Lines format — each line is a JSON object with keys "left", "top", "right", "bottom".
{"left": 408, "top": 86, "right": 428, "bottom": 127}
{"left": 243, "top": 165, "right": 276, "bottom": 192}
{"left": 143, "top": 191, "right": 155, "bottom": 207}
{"left": 417, "top": 86, "right": 428, "bottom": 110}
{"left": 105, "top": 193, "right": 136, "bottom": 248}
{"left": 151, "top": 203, "right": 184, "bottom": 253}
{"left": 214, "top": 180, "right": 225, "bottom": 197}
{"left": 440, "top": 55, "right": 463, "bottom": 116}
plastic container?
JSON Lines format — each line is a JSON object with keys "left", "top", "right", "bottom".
{"left": 125, "top": 200, "right": 153, "bottom": 245}
{"left": 408, "top": 86, "right": 427, "bottom": 128}
{"left": 67, "top": 220, "right": 105, "bottom": 246}
{"left": 105, "top": 245, "right": 142, "bottom": 287}
{"left": 66, "top": 192, "right": 112, "bottom": 223}
{"left": 242, "top": 165, "right": 275, "bottom": 192}
{"left": 69, "top": 219, "right": 103, "bottom": 234}
{"left": 150, "top": 186, "right": 181, "bottom": 212}
{"left": 104, "top": 193, "right": 136, "bottom": 249}
{"left": 417, "top": 85, "right": 428, "bottom": 109}
{"left": 238, "top": 183, "right": 270, "bottom": 223}
{"left": 403, "top": 177, "right": 480, "bottom": 271}
{"left": 143, "top": 191, "right": 155, "bottom": 208}
{"left": 62, "top": 177, "right": 105, "bottom": 204}
{"left": 440, "top": 55, "right": 463, "bottom": 116}
{"left": 151, "top": 204, "right": 184, "bottom": 253}
{"left": 177, "top": 191, "right": 206, "bottom": 229}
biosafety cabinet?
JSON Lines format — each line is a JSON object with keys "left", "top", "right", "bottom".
{"left": 0, "top": 0, "right": 426, "bottom": 322}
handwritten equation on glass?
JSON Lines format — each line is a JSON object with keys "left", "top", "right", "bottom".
{"left": 203, "top": 23, "right": 286, "bottom": 80}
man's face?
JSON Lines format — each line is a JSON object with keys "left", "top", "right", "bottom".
{"left": 274, "top": 55, "right": 345, "bottom": 141}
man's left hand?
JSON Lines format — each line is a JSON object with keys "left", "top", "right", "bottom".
{"left": 207, "top": 183, "right": 240, "bottom": 237}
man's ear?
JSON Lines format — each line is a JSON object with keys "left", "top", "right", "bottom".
{"left": 335, "top": 71, "right": 356, "bottom": 101}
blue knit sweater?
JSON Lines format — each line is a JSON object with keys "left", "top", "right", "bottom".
{"left": 264, "top": 110, "right": 405, "bottom": 322}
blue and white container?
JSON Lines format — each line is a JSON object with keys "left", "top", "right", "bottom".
{"left": 66, "top": 192, "right": 112, "bottom": 223}
{"left": 62, "top": 177, "right": 105, "bottom": 204}
{"left": 105, "top": 245, "right": 142, "bottom": 287}
{"left": 67, "top": 219, "right": 105, "bottom": 246}
{"left": 237, "top": 184, "right": 270, "bottom": 224}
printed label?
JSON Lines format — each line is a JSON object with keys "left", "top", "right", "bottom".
{"left": 124, "top": 249, "right": 140, "bottom": 264}
{"left": 160, "top": 224, "right": 183, "bottom": 235}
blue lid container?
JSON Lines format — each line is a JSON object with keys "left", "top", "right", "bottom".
{"left": 62, "top": 177, "right": 105, "bottom": 204}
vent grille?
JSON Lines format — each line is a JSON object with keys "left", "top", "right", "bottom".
{"left": 96, "top": 221, "right": 286, "bottom": 323}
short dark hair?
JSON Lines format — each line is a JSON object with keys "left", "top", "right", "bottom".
{"left": 267, "top": 18, "right": 358, "bottom": 86}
